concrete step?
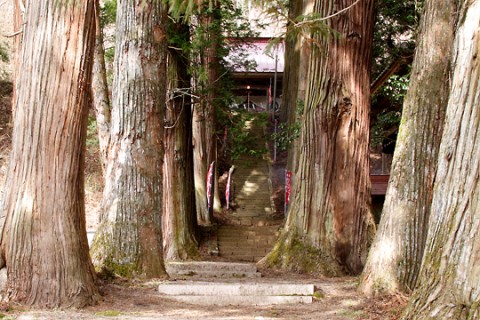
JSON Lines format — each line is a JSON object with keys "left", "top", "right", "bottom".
{"left": 158, "top": 282, "right": 314, "bottom": 305}
{"left": 166, "top": 261, "right": 261, "bottom": 278}
{"left": 158, "top": 282, "right": 315, "bottom": 296}
{"left": 165, "top": 295, "right": 312, "bottom": 305}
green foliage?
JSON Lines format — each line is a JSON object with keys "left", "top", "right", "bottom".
{"left": 376, "top": 74, "right": 410, "bottom": 106}
{"left": 100, "top": 0, "right": 117, "bottom": 27}
{"left": 228, "top": 111, "right": 268, "bottom": 160}
{"left": 0, "top": 42, "right": 9, "bottom": 63}
{"left": 370, "top": 110, "right": 401, "bottom": 147}
{"left": 272, "top": 122, "right": 300, "bottom": 152}
{"left": 372, "top": 0, "right": 423, "bottom": 78}
{"left": 86, "top": 115, "right": 100, "bottom": 148}
{"left": 371, "top": 73, "right": 409, "bottom": 147}
{"left": 271, "top": 99, "right": 303, "bottom": 151}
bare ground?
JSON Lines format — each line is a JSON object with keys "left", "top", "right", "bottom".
{"left": 0, "top": 88, "right": 407, "bottom": 319}
{"left": 0, "top": 272, "right": 407, "bottom": 319}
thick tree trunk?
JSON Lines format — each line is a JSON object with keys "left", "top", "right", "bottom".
{"left": 163, "top": 46, "right": 199, "bottom": 262}
{"left": 263, "top": 0, "right": 375, "bottom": 275}
{"left": 285, "top": 0, "right": 314, "bottom": 190}
{"left": 91, "top": 0, "right": 167, "bottom": 278}
{"left": 192, "top": 100, "right": 211, "bottom": 225}
{"left": 402, "top": 2, "right": 480, "bottom": 318}
{"left": 191, "top": 10, "right": 222, "bottom": 225}
{"left": 359, "top": 0, "right": 456, "bottom": 296}
{"left": 0, "top": 0, "right": 99, "bottom": 307}
{"left": 203, "top": 10, "right": 222, "bottom": 214}
{"left": 91, "top": 0, "right": 111, "bottom": 173}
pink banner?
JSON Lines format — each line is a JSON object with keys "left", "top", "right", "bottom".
{"left": 285, "top": 170, "right": 292, "bottom": 206}
{"left": 206, "top": 162, "right": 215, "bottom": 211}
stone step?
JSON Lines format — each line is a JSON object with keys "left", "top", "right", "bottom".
{"left": 219, "top": 233, "right": 278, "bottom": 240}
{"left": 165, "top": 295, "right": 312, "bottom": 305}
{"left": 166, "top": 261, "right": 257, "bottom": 274}
{"left": 218, "top": 236, "right": 278, "bottom": 243}
{"left": 219, "top": 226, "right": 280, "bottom": 232}
{"left": 226, "top": 217, "right": 282, "bottom": 227}
{"left": 165, "top": 262, "right": 262, "bottom": 278}
{"left": 158, "top": 282, "right": 315, "bottom": 296}
{"left": 218, "top": 238, "right": 277, "bottom": 245}
{"left": 158, "top": 282, "right": 314, "bottom": 305}
{"left": 218, "top": 246, "right": 274, "bottom": 253}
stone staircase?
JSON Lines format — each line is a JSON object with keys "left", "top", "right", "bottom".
{"left": 158, "top": 114, "right": 314, "bottom": 306}
{"left": 214, "top": 116, "right": 282, "bottom": 262}
{"left": 218, "top": 225, "right": 280, "bottom": 262}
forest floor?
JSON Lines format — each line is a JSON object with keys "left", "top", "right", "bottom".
{"left": 0, "top": 86, "right": 408, "bottom": 319}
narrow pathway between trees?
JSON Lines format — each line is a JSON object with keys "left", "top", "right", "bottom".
{"left": 218, "top": 115, "right": 283, "bottom": 262}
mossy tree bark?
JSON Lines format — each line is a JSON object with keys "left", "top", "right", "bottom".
{"left": 263, "top": 0, "right": 376, "bottom": 275}
{"left": 0, "top": 0, "right": 99, "bottom": 307}
{"left": 359, "top": 0, "right": 456, "bottom": 296}
{"left": 91, "top": 0, "right": 167, "bottom": 278}
{"left": 91, "top": 0, "right": 112, "bottom": 173}
{"left": 163, "top": 41, "right": 199, "bottom": 262}
{"left": 402, "top": 2, "right": 480, "bottom": 318}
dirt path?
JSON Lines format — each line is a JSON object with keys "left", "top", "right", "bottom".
{"left": 1, "top": 273, "right": 406, "bottom": 319}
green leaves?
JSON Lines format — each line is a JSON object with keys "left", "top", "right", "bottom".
{"left": 100, "top": 0, "right": 117, "bottom": 27}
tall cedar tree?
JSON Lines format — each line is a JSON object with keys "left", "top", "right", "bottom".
{"left": 402, "top": 1, "right": 480, "bottom": 318}
{"left": 0, "top": 0, "right": 99, "bottom": 307}
{"left": 91, "top": 0, "right": 112, "bottom": 174}
{"left": 91, "top": 0, "right": 167, "bottom": 278}
{"left": 191, "top": 5, "right": 222, "bottom": 225}
{"left": 163, "top": 38, "right": 199, "bottom": 261}
{"left": 262, "top": 0, "right": 376, "bottom": 275}
{"left": 360, "top": 0, "right": 456, "bottom": 296}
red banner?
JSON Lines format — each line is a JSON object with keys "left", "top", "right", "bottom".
{"left": 285, "top": 170, "right": 292, "bottom": 206}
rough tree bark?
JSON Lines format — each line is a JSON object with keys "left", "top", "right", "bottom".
{"left": 91, "top": 0, "right": 167, "bottom": 278}
{"left": 284, "top": 0, "right": 313, "bottom": 177}
{"left": 163, "top": 43, "right": 199, "bottom": 262}
{"left": 402, "top": 2, "right": 480, "bottom": 318}
{"left": 0, "top": 0, "right": 99, "bottom": 307}
{"left": 191, "top": 8, "right": 222, "bottom": 225}
{"left": 359, "top": 0, "right": 456, "bottom": 296}
{"left": 91, "top": 0, "right": 111, "bottom": 173}
{"left": 262, "top": 0, "right": 375, "bottom": 275}
{"left": 192, "top": 96, "right": 211, "bottom": 225}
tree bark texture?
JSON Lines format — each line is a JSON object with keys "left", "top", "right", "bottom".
{"left": 359, "top": 0, "right": 456, "bottom": 296}
{"left": 264, "top": 0, "right": 375, "bottom": 275}
{"left": 191, "top": 11, "right": 222, "bottom": 225}
{"left": 91, "top": 0, "right": 167, "bottom": 278}
{"left": 203, "top": 9, "right": 222, "bottom": 214}
{"left": 91, "top": 0, "right": 112, "bottom": 173}
{"left": 192, "top": 97, "right": 211, "bottom": 225}
{"left": 284, "top": 0, "right": 313, "bottom": 177}
{"left": 402, "top": 2, "right": 480, "bottom": 318}
{"left": 0, "top": 0, "right": 99, "bottom": 307}
{"left": 163, "top": 46, "right": 199, "bottom": 262}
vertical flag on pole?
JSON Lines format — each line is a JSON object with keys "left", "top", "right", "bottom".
{"left": 206, "top": 161, "right": 215, "bottom": 214}
{"left": 225, "top": 165, "right": 235, "bottom": 209}
{"left": 285, "top": 170, "right": 292, "bottom": 216}
{"left": 268, "top": 78, "right": 273, "bottom": 109}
